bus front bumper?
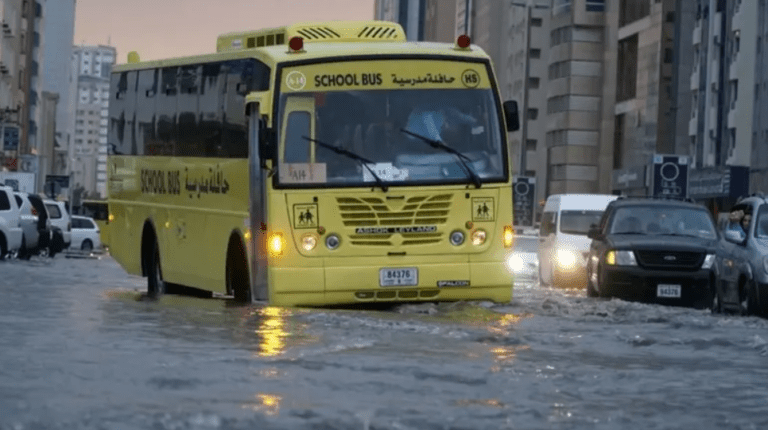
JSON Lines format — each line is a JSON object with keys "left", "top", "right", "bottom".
{"left": 269, "top": 261, "right": 512, "bottom": 307}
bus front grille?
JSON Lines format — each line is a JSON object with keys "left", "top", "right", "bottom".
{"left": 337, "top": 194, "right": 452, "bottom": 246}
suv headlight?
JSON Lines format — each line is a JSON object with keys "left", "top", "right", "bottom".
{"left": 701, "top": 254, "right": 716, "bottom": 270}
{"left": 605, "top": 250, "right": 637, "bottom": 266}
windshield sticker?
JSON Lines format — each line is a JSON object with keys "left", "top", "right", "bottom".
{"left": 461, "top": 70, "right": 481, "bottom": 88}
{"left": 279, "top": 163, "right": 327, "bottom": 184}
{"left": 472, "top": 197, "right": 494, "bottom": 221}
{"left": 391, "top": 73, "right": 456, "bottom": 87}
{"left": 362, "top": 163, "right": 409, "bottom": 182}
{"left": 293, "top": 204, "right": 318, "bottom": 229}
{"left": 286, "top": 71, "right": 307, "bottom": 91}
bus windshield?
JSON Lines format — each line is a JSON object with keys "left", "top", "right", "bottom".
{"left": 276, "top": 61, "right": 506, "bottom": 188}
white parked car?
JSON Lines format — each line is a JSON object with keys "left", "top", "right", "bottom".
{"left": 0, "top": 185, "right": 23, "bottom": 259}
{"left": 43, "top": 199, "right": 72, "bottom": 249}
{"left": 13, "top": 192, "right": 52, "bottom": 258}
{"left": 70, "top": 215, "right": 101, "bottom": 251}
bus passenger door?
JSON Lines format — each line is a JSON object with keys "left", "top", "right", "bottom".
{"left": 247, "top": 98, "right": 270, "bottom": 301}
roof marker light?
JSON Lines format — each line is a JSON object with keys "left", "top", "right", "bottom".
{"left": 457, "top": 34, "right": 471, "bottom": 49}
{"left": 289, "top": 36, "right": 304, "bottom": 52}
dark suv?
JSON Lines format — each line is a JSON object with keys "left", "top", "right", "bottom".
{"left": 716, "top": 195, "right": 768, "bottom": 316}
{"left": 586, "top": 197, "right": 720, "bottom": 309}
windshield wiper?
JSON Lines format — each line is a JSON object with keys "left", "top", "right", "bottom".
{"left": 301, "top": 136, "right": 388, "bottom": 192}
{"left": 399, "top": 128, "right": 482, "bottom": 188}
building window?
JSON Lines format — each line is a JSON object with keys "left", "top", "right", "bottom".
{"left": 529, "top": 77, "right": 540, "bottom": 89}
{"left": 526, "top": 140, "right": 537, "bottom": 152}
{"left": 664, "top": 48, "right": 674, "bottom": 64}
{"left": 616, "top": 35, "right": 638, "bottom": 102}
{"left": 527, "top": 108, "right": 539, "bottom": 120}
{"left": 619, "top": 0, "right": 650, "bottom": 27}
{"left": 586, "top": 0, "right": 605, "bottom": 12}
{"left": 529, "top": 48, "right": 541, "bottom": 59}
{"left": 553, "top": 0, "right": 572, "bottom": 15}
{"left": 531, "top": 17, "right": 543, "bottom": 27}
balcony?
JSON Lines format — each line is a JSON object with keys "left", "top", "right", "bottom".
{"left": 728, "top": 105, "right": 737, "bottom": 129}
{"left": 729, "top": 57, "right": 739, "bottom": 81}
{"left": 689, "top": 116, "right": 697, "bottom": 136}
{"left": 690, "top": 67, "right": 699, "bottom": 91}
{"left": 692, "top": 22, "right": 701, "bottom": 46}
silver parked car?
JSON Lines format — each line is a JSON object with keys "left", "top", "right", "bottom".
{"left": 717, "top": 195, "right": 768, "bottom": 316}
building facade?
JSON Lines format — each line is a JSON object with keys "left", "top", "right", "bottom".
{"left": 373, "top": 0, "right": 426, "bottom": 41}
{"left": 41, "top": 0, "right": 75, "bottom": 177}
{"left": 752, "top": 1, "right": 768, "bottom": 194}
{"left": 71, "top": 45, "right": 114, "bottom": 199}
{"left": 0, "top": 0, "right": 24, "bottom": 172}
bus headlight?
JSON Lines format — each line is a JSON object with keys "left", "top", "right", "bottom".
{"left": 301, "top": 234, "right": 318, "bottom": 251}
{"left": 555, "top": 249, "right": 578, "bottom": 270}
{"left": 268, "top": 232, "right": 285, "bottom": 256}
{"left": 325, "top": 234, "right": 341, "bottom": 250}
{"left": 605, "top": 250, "right": 637, "bottom": 266}
{"left": 471, "top": 229, "right": 487, "bottom": 246}
{"left": 450, "top": 230, "right": 465, "bottom": 246}
{"left": 503, "top": 226, "right": 514, "bottom": 248}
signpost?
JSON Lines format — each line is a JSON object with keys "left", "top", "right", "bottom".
{"left": 651, "top": 154, "right": 688, "bottom": 199}
{"left": 513, "top": 176, "right": 536, "bottom": 227}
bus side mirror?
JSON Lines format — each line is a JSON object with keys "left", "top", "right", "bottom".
{"left": 258, "top": 126, "right": 276, "bottom": 167}
{"left": 503, "top": 100, "right": 520, "bottom": 132}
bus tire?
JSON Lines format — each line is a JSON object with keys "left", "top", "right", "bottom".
{"left": 148, "top": 240, "right": 166, "bottom": 297}
{"left": 227, "top": 235, "right": 251, "bottom": 303}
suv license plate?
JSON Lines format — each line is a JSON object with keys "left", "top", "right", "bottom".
{"left": 657, "top": 284, "right": 681, "bottom": 298}
{"left": 379, "top": 267, "right": 418, "bottom": 287}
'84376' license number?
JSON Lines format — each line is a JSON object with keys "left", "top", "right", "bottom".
{"left": 379, "top": 267, "right": 418, "bottom": 287}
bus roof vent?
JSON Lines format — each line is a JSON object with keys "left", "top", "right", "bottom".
{"left": 217, "top": 21, "right": 405, "bottom": 52}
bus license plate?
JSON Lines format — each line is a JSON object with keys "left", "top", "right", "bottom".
{"left": 379, "top": 267, "right": 418, "bottom": 287}
{"left": 657, "top": 284, "right": 681, "bottom": 298}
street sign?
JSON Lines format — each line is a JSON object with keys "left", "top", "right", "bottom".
{"left": 513, "top": 176, "right": 536, "bottom": 227}
{"left": 651, "top": 154, "right": 688, "bottom": 199}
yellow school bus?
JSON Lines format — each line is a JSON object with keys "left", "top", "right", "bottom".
{"left": 107, "top": 20, "right": 520, "bottom": 306}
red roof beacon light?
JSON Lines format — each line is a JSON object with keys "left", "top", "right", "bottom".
{"left": 456, "top": 34, "right": 471, "bottom": 49}
{"left": 289, "top": 36, "right": 304, "bottom": 52}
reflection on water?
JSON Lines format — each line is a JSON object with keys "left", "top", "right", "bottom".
{"left": 453, "top": 398, "right": 506, "bottom": 408}
{"left": 255, "top": 307, "right": 289, "bottom": 357}
{"left": 243, "top": 393, "right": 283, "bottom": 416}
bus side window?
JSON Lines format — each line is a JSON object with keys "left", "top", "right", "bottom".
{"left": 136, "top": 69, "right": 158, "bottom": 156}
{"left": 283, "top": 111, "right": 311, "bottom": 163}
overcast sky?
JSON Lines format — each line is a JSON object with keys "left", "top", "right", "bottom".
{"left": 74, "top": 0, "right": 376, "bottom": 63}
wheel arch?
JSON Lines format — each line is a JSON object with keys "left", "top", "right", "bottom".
{"left": 140, "top": 220, "right": 158, "bottom": 277}
{"left": 225, "top": 229, "right": 251, "bottom": 299}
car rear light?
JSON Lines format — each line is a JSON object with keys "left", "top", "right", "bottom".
{"left": 31, "top": 207, "right": 38, "bottom": 216}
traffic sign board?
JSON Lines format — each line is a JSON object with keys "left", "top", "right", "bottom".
{"left": 513, "top": 176, "right": 536, "bottom": 227}
{"left": 651, "top": 154, "right": 688, "bottom": 199}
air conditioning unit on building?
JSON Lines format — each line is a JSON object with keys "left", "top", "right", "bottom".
{"left": 2, "top": 22, "right": 11, "bottom": 36}
{"left": 0, "top": 62, "right": 8, "bottom": 74}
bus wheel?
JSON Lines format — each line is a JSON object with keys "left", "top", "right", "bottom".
{"left": 148, "top": 241, "right": 166, "bottom": 297}
{"left": 227, "top": 238, "right": 251, "bottom": 303}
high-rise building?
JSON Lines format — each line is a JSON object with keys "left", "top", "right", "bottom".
{"left": 373, "top": 0, "right": 426, "bottom": 41}
{"left": 71, "top": 45, "right": 115, "bottom": 199}
{"left": 0, "top": 0, "right": 24, "bottom": 172}
{"left": 41, "top": 0, "right": 75, "bottom": 177}
{"left": 683, "top": 0, "right": 752, "bottom": 211}
{"left": 751, "top": 2, "right": 768, "bottom": 193}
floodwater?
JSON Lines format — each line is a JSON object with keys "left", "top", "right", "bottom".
{"left": 1, "top": 255, "right": 767, "bottom": 429}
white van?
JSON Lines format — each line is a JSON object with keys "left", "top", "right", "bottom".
{"left": 538, "top": 194, "right": 618, "bottom": 288}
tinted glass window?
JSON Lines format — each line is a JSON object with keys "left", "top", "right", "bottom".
{"left": 284, "top": 111, "right": 311, "bottom": 163}
{"left": 560, "top": 210, "right": 603, "bottom": 235}
{"left": 72, "top": 218, "right": 83, "bottom": 229}
{"left": 609, "top": 206, "right": 717, "bottom": 239}
{"left": 46, "top": 204, "right": 61, "bottom": 218}
{"left": 0, "top": 191, "right": 10, "bottom": 210}
{"left": 755, "top": 205, "right": 768, "bottom": 238}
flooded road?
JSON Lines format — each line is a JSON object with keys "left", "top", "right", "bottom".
{"left": 1, "top": 255, "right": 767, "bottom": 429}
